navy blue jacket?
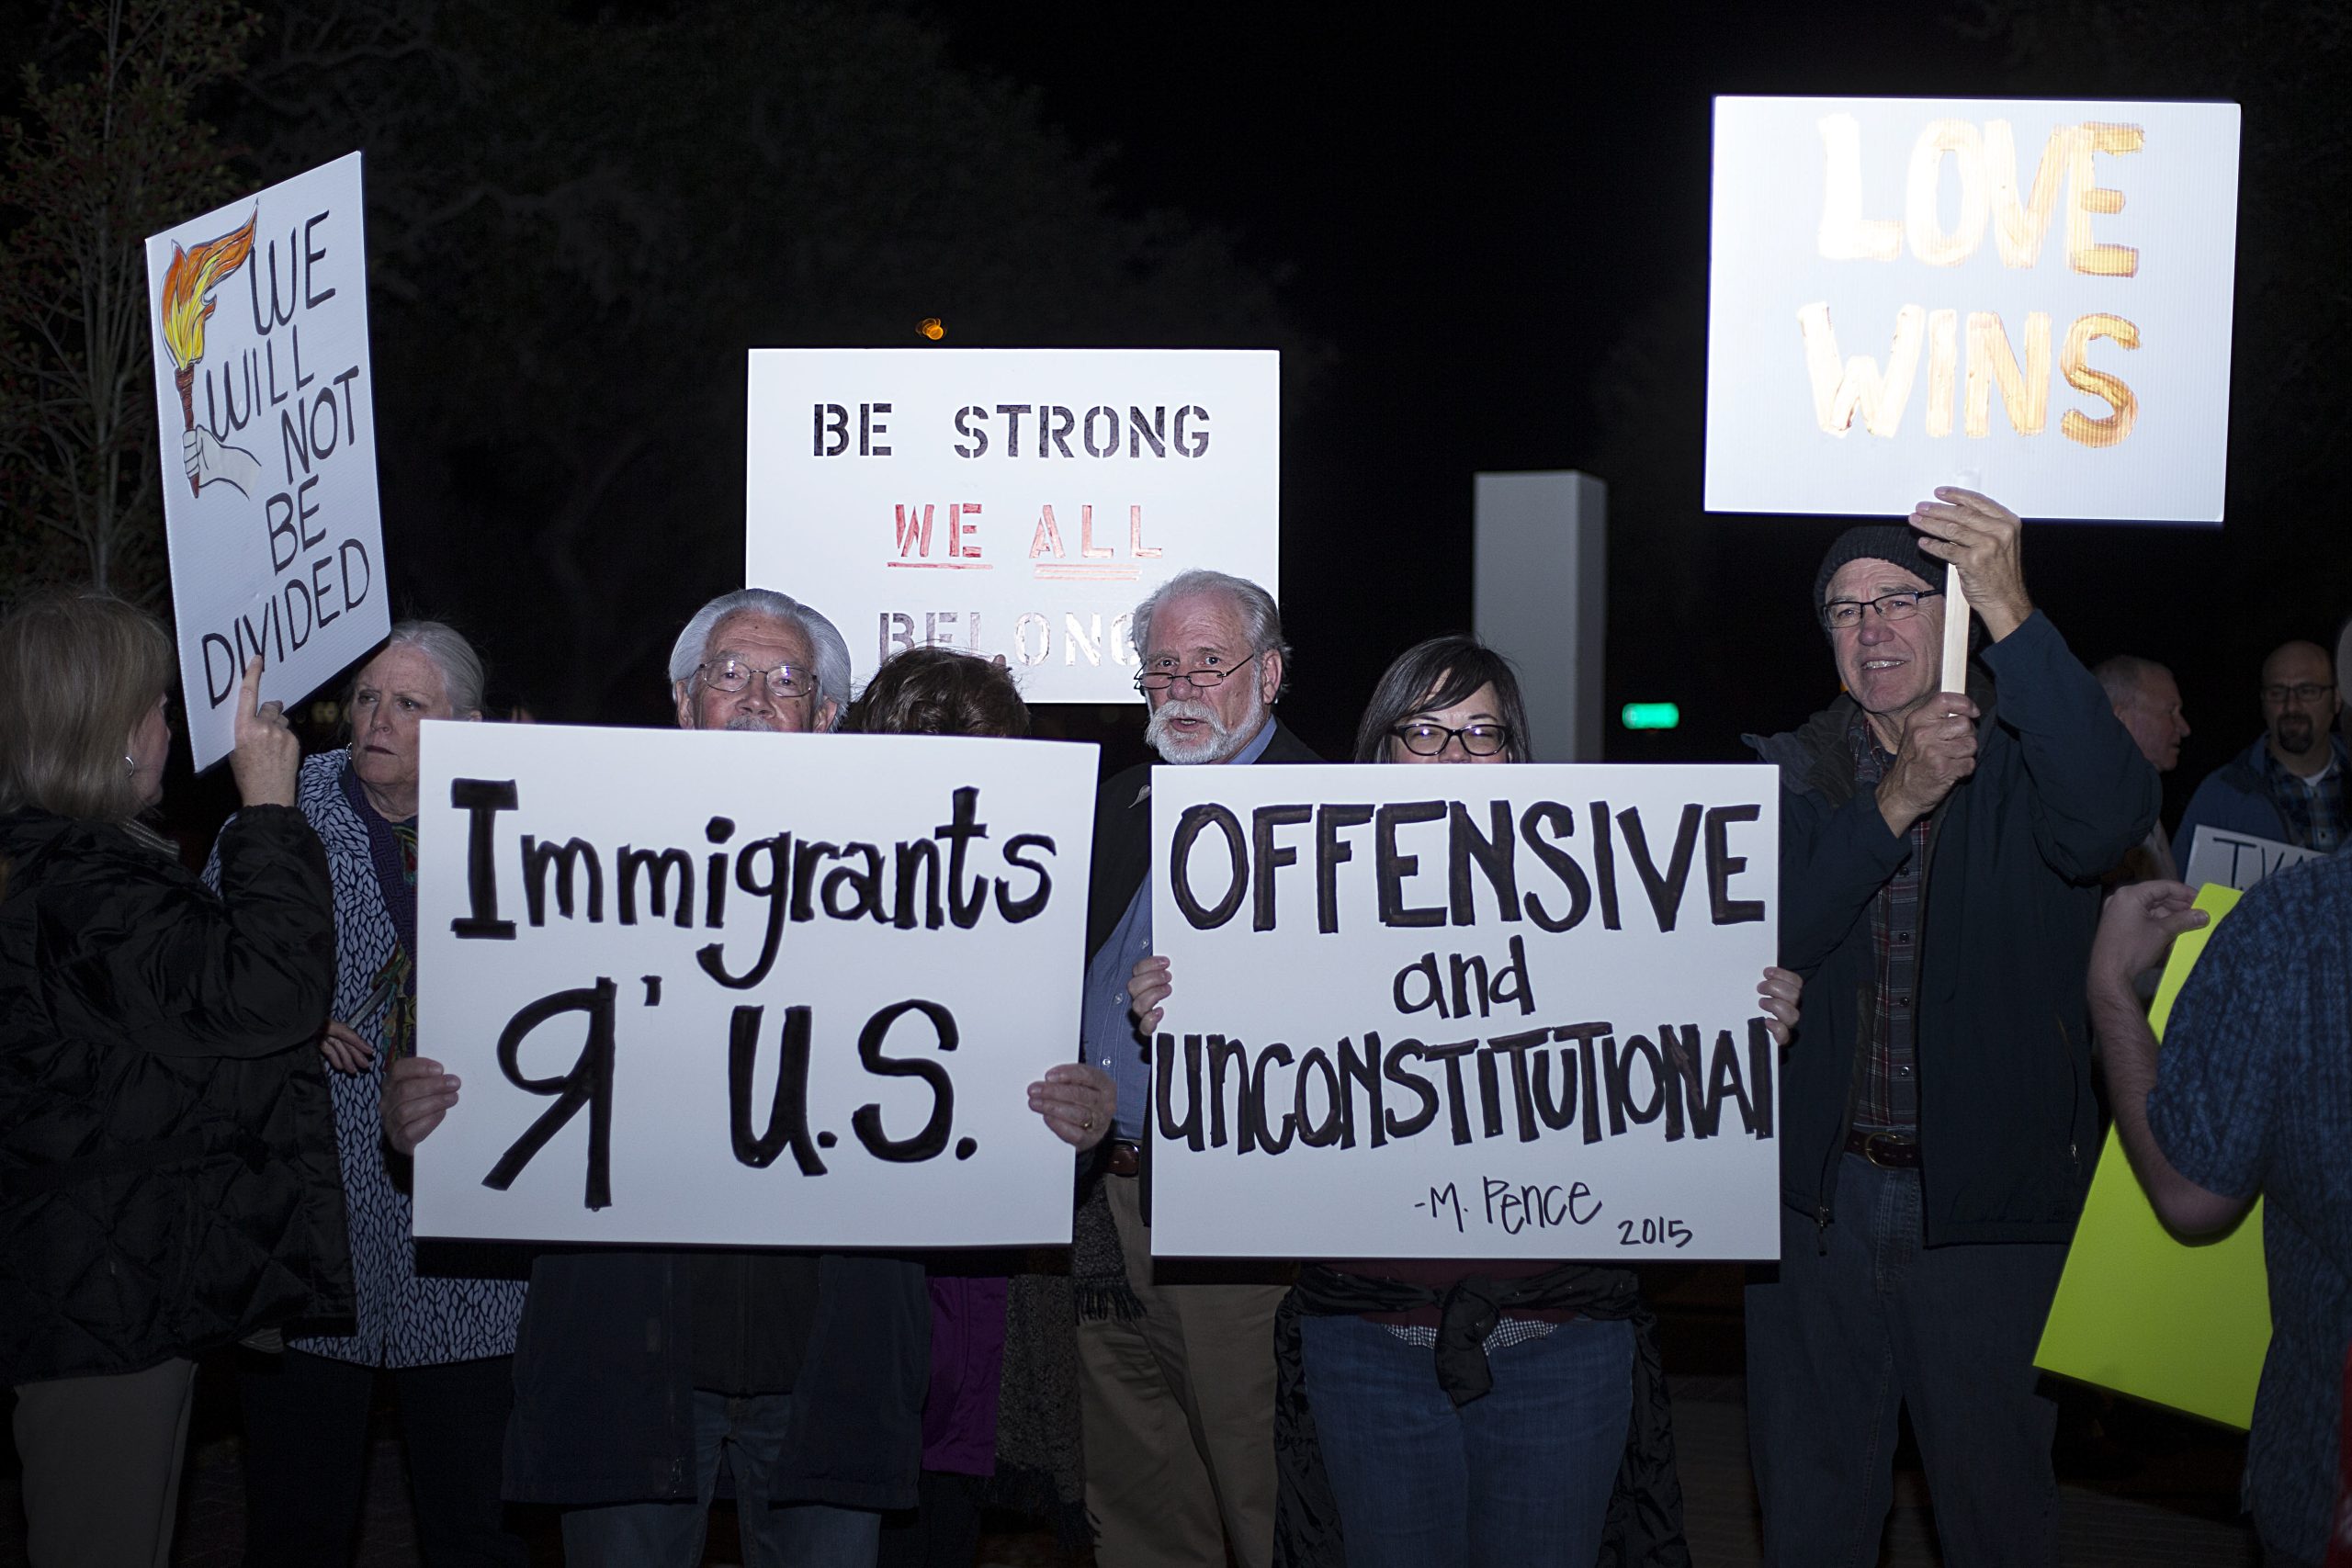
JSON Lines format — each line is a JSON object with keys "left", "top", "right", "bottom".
{"left": 1748, "top": 612, "right": 2157, "bottom": 1246}
{"left": 2172, "top": 733, "right": 2351, "bottom": 872}
{"left": 503, "top": 1248, "right": 926, "bottom": 1507}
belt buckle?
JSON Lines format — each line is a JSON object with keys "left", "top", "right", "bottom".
{"left": 1862, "top": 1132, "right": 1914, "bottom": 1168}
{"left": 1103, "top": 1140, "right": 1142, "bottom": 1179}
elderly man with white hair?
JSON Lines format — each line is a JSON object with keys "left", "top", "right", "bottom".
{"left": 386, "top": 589, "right": 911, "bottom": 1568}
{"left": 1075, "top": 568, "right": 1319, "bottom": 1568}
{"left": 384, "top": 586, "right": 1114, "bottom": 1566}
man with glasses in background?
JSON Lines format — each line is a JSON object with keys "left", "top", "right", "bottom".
{"left": 2173, "top": 637, "right": 2346, "bottom": 867}
{"left": 1076, "top": 568, "right": 1317, "bottom": 1568}
{"left": 1742, "top": 493, "right": 2154, "bottom": 1568}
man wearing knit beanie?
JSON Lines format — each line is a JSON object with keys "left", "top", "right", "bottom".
{"left": 1742, "top": 490, "right": 2158, "bottom": 1567}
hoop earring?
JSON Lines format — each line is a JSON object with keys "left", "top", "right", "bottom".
{"left": 124, "top": 752, "right": 137, "bottom": 778}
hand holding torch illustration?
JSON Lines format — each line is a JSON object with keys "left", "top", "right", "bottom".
{"left": 157, "top": 211, "right": 257, "bottom": 497}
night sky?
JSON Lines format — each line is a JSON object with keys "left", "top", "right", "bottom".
{"left": 899, "top": 2, "right": 2338, "bottom": 821}
{"left": 67, "top": 0, "right": 2339, "bottom": 834}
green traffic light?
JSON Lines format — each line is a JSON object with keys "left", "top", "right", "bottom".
{"left": 1620, "top": 702, "right": 1681, "bottom": 731}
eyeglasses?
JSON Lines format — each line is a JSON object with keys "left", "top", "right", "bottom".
{"left": 2260, "top": 682, "right": 2337, "bottom": 705}
{"left": 1820, "top": 589, "right": 1944, "bottom": 631}
{"left": 1135, "top": 652, "right": 1261, "bottom": 694}
{"left": 697, "top": 659, "right": 817, "bottom": 700}
{"left": 1391, "top": 722, "right": 1512, "bottom": 757}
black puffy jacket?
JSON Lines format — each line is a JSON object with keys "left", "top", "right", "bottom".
{"left": 0, "top": 805, "right": 353, "bottom": 1383}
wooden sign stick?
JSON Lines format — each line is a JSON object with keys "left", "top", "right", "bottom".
{"left": 1939, "top": 467, "right": 1981, "bottom": 694}
{"left": 1940, "top": 563, "right": 1970, "bottom": 694}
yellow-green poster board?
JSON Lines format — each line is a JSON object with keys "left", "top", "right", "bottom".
{"left": 2035, "top": 884, "right": 2268, "bottom": 1428}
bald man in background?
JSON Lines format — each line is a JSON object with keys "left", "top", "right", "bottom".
{"left": 2094, "top": 655, "right": 2189, "bottom": 882}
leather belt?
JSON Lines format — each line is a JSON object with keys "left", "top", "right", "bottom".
{"left": 1103, "top": 1139, "right": 1142, "bottom": 1179}
{"left": 1845, "top": 1129, "right": 1921, "bottom": 1169}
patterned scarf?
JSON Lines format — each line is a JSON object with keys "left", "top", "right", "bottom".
{"left": 340, "top": 762, "right": 420, "bottom": 1062}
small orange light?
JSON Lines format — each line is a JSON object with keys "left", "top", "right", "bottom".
{"left": 918, "top": 318, "right": 944, "bottom": 342}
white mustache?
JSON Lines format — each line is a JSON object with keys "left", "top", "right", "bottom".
{"left": 1145, "top": 698, "right": 1232, "bottom": 758}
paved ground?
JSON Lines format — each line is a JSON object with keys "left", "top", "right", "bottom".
{"left": 0, "top": 1272, "right": 2263, "bottom": 1565}
{"left": 0, "top": 1371, "right": 2256, "bottom": 1566}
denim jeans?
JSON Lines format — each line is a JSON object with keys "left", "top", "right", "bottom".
{"left": 560, "top": 1390, "right": 884, "bottom": 1568}
{"left": 1744, "top": 1154, "right": 2068, "bottom": 1568}
{"left": 1299, "top": 1312, "right": 1634, "bottom": 1568}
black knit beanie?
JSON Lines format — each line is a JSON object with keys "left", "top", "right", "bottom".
{"left": 1813, "top": 525, "right": 1940, "bottom": 612}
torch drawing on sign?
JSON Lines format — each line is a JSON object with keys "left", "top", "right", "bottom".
{"left": 157, "top": 210, "right": 262, "bottom": 498}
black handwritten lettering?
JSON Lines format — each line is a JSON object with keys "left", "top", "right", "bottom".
{"left": 450, "top": 779, "right": 519, "bottom": 940}
{"left": 728, "top": 1004, "right": 826, "bottom": 1174}
{"left": 481, "top": 978, "right": 616, "bottom": 1210}
{"left": 851, "top": 1000, "right": 957, "bottom": 1161}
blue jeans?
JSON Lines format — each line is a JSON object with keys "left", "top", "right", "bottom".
{"left": 560, "top": 1391, "right": 883, "bottom": 1568}
{"left": 1745, "top": 1154, "right": 2068, "bottom": 1568}
{"left": 1300, "top": 1312, "right": 1634, "bottom": 1568}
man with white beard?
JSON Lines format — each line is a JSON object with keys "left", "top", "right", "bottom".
{"left": 1075, "top": 568, "right": 1318, "bottom": 1568}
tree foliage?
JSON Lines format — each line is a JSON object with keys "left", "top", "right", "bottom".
{"left": 230, "top": 0, "right": 1309, "bottom": 719}
{"left": 0, "top": 0, "right": 260, "bottom": 602}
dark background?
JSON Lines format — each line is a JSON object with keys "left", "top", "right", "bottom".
{"left": 5, "top": 0, "right": 2343, "bottom": 834}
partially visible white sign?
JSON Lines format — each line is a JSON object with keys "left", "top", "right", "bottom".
{"left": 413, "top": 724, "right": 1097, "bottom": 1247}
{"left": 1147, "top": 763, "right": 1781, "bottom": 1261}
{"left": 144, "top": 152, "right": 389, "bottom": 768}
{"left": 2182, "top": 825, "right": 2323, "bottom": 892}
{"left": 1705, "top": 96, "right": 2240, "bottom": 524}
{"left": 746, "top": 349, "right": 1280, "bottom": 700}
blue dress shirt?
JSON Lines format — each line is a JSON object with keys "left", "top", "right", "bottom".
{"left": 1084, "top": 717, "right": 1278, "bottom": 1139}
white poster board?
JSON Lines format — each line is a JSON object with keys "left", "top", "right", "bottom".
{"left": 1704, "top": 96, "right": 2240, "bottom": 524}
{"left": 746, "top": 349, "right": 1279, "bottom": 699}
{"left": 1147, "top": 763, "right": 1781, "bottom": 1260}
{"left": 2182, "top": 824, "right": 2324, "bottom": 892}
{"left": 413, "top": 724, "right": 1097, "bottom": 1247}
{"left": 144, "top": 152, "right": 389, "bottom": 768}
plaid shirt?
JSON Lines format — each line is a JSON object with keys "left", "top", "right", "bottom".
{"left": 1849, "top": 713, "right": 1928, "bottom": 1134}
{"left": 2256, "top": 736, "right": 2347, "bottom": 854}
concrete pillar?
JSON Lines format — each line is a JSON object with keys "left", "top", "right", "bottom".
{"left": 1473, "top": 471, "right": 1607, "bottom": 762}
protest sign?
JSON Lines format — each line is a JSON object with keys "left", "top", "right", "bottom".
{"left": 413, "top": 724, "right": 1097, "bottom": 1247}
{"left": 1704, "top": 96, "right": 2241, "bottom": 524}
{"left": 144, "top": 152, "right": 389, "bottom": 769}
{"left": 2036, "top": 884, "right": 2267, "bottom": 1428}
{"left": 1145, "top": 763, "right": 1780, "bottom": 1260}
{"left": 745, "top": 350, "right": 1279, "bottom": 701}
{"left": 2182, "top": 824, "right": 2324, "bottom": 892}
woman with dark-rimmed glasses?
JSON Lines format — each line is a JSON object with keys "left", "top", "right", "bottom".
{"left": 1132, "top": 634, "right": 1800, "bottom": 1568}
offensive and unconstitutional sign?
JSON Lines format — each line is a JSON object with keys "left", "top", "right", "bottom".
{"left": 145, "top": 152, "right": 389, "bottom": 769}
{"left": 1704, "top": 97, "right": 2241, "bottom": 524}
{"left": 412, "top": 724, "right": 1097, "bottom": 1247}
{"left": 745, "top": 349, "right": 1279, "bottom": 701}
{"left": 1148, "top": 764, "right": 1781, "bottom": 1260}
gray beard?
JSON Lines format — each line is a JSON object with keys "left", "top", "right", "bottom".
{"left": 1146, "top": 694, "right": 1263, "bottom": 763}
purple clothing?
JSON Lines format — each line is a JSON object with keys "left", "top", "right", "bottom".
{"left": 921, "top": 1277, "right": 1010, "bottom": 1476}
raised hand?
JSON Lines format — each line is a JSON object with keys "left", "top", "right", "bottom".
{"left": 229, "top": 657, "right": 300, "bottom": 808}
{"left": 1909, "top": 488, "right": 2032, "bottom": 642}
